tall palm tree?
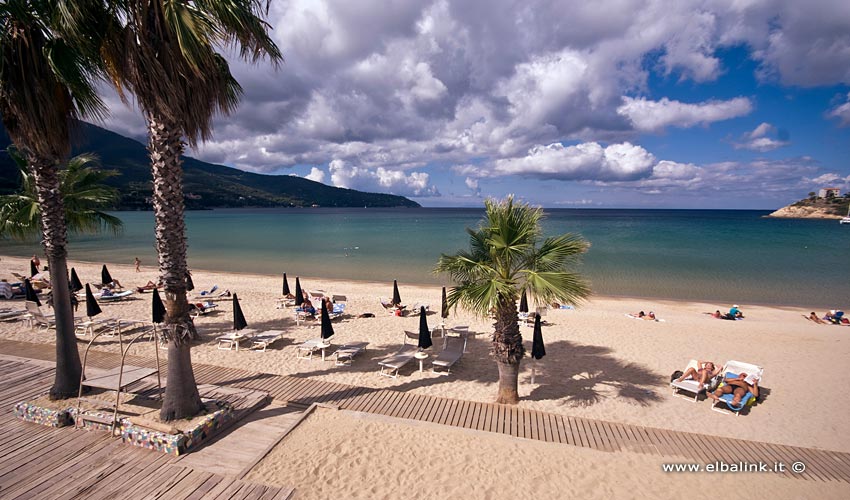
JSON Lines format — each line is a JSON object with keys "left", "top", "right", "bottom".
{"left": 95, "top": 0, "right": 281, "bottom": 420}
{"left": 0, "top": 0, "right": 106, "bottom": 399}
{"left": 435, "top": 196, "right": 591, "bottom": 404}
{"left": 0, "top": 148, "right": 123, "bottom": 238}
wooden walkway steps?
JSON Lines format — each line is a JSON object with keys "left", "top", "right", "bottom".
{"left": 3, "top": 339, "right": 850, "bottom": 483}
{"left": 0, "top": 359, "right": 294, "bottom": 500}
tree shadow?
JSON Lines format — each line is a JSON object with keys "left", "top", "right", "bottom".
{"left": 524, "top": 339, "right": 663, "bottom": 407}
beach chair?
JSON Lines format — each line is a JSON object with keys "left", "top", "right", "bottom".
{"left": 217, "top": 329, "right": 256, "bottom": 351}
{"left": 333, "top": 342, "right": 369, "bottom": 366}
{"left": 193, "top": 288, "right": 231, "bottom": 301}
{"left": 711, "top": 360, "right": 764, "bottom": 416}
{"left": 189, "top": 301, "right": 219, "bottom": 319}
{"left": 250, "top": 330, "right": 286, "bottom": 351}
{"left": 379, "top": 298, "right": 394, "bottom": 311}
{"left": 408, "top": 303, "right": 430, "bottom": 315}
{"left": 94, "top": 290, "right": 134, "bottom": 301}
{"left": 25, "top": 301, "right": 56, "bottom": 329}
{"left": 0, "top": 308, "right": 26, "bottom": 322}
{"left": 329, "top": 303, "right": 346, "bottom": 320}
{"left": 378, "top": 344, "right": 418, "bottom": 378}
{"left": 432, "top": 336, "right": 466, "bottom": 374}
{"left": 670, "top": 359, "right": 712, "bottom": 402}
{"left": 332, "top": 295, "right": 347, "bottom": 304}
{"left": 296, "top": 338, "right": 330, "bottom": 360}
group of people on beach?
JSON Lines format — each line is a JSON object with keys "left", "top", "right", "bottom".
{"left": 705, "top": 304, "right": 744, "bottom": 320}
{"left": 805, "top": 309, "right": 847, "bottom": 325}
{"left": 674, "top": 360, "right": 760, "bottom": 407}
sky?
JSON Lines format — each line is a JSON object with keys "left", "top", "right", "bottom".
{"left": 99, "top": 0, "right": 850, "bottom": 209}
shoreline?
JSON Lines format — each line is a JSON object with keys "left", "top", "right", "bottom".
{"left": 0, "top": 253, "right": 831, "bottom": 311}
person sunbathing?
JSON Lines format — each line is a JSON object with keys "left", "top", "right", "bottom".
{"left": 708, "top": 372, "right": 759, "bottom": 406}
{"left": 807, "top": 312, "right": 826, "bottom": 324}
{"left": 135, "top": 281, "right": 160, "bottom": 293}
{"left": 675, "top": 360, "right": 720, "bottom": 387}
{"left": 100, "top": 287, "right": 114, "bottom": 297}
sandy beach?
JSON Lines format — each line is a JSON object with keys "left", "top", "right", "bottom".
{"left": 2, "top": 254, "right": 849, "bottom": 497}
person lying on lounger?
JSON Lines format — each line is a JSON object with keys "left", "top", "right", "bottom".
{"left": 675, "top": 360, "right": 720, "bottom": 387}
{"left": 708, "top": 372, "right": 759, "bottom": 406}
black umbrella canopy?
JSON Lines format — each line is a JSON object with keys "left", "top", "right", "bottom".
{"left": 30, "top": 260, "right": 38, "bottom": 277}
{"left": 152, "top": 289, "right": 166, "bottom": 324}
{"left": 392, "top": 280, "right": 401, "bottom": 306}
{"left": 418, "top": 306, "right": 432, "bottom": 350}
{"left": 101, "top": 265, "right": 113, "bottom": 285}
{"left": 185, "top": 271, "right": 194, "bottom": 292}
{"left": 84, "top": 284, "right": 102, "bottom": 318}
{"left": 531, "top": 314, "right": 546, "bottom": 360}
{"left": 282, "top": 273, "right": 291, "bottom": 296}
{"left": 24, "top": 279, "right": 41, "bottom": 306}
{"left": 294, "top": 277, "right": 303, "bottom": 306}
{"left": 320, "top": 299, "right": 335, "bottom": 340}
{"left": 519, "top": 290, "right": 529, "bottom": 313}
{"left": 232, "top": 293, "right": 248, "bottom": 331}
{"left": 69, "top": 268, "right": 83, "bottom": 292}
{"left": 441, "top": 286, "right": 449, "bottom": 319}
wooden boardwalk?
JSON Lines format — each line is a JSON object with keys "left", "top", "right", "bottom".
{"left": 0, "top": 357, "right": 294, "bottom": 499}
{"left": 3, "top": 339, "right": 850, "bottom": 483}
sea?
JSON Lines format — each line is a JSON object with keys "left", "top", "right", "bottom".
{"left": 2, "top": 208, "right": 848, "bottom": 307}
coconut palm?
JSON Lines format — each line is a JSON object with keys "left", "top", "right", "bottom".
{"left": 435, "top": 196, "right": 591, "bottom": 404}
{"left": 0, "top": 148, "right": 122, "bottom": 238}
{"left": 0, "top": 0, "right": 106, "bottom": 399}
{"left": 94, "top": 0, "right": 281, "bottom": 420}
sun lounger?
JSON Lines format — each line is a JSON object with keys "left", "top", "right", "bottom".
{"left": 408, "top": 303, "right": 430, "bottom": 315}
{"left": 711, "top": 360, "right": 764, "bottom": 416}
{"left": 329, "top": 303, "right": 346, "bottom": 320}
{"left": 217, "top": 329, "right": 256, "bottom": 351}
{"left": 193, "top": 288, "right": 231, "bottom": 301}
{"left": 189, "top": 301, "right": 219, "bottom": 318}
{"left": 250, "top": 330, "right": 286, "bottom": 351}
{"left": 378, "top": 345, "right": 417, "bottom": 378}
{"left": 275, "top": 297, "right": 296, "bottom": 309}
{"left": 334, "top": 342, "right": 369, "bottom": 366}
{"left": 432, "top": 336, "right": 466, "bottom": 374}
{"left": 0, "top": 309, "right": 26, "bottom": 321}
{"left": 25, "top": 301, "right": 56, "bottom": 329}
{"left": 670, "top": 359, "right": 710, "bottom": 402}
{"left": 94, "top": 290, "right": 134, "bottom": 301}
{"left": 296, "top": 338, "right": 330, "bottom": 360}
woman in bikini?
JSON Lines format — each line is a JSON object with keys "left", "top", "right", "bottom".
{"left": 708, "top": 372, "right": 759, "bottom": 407}
{"left": 675, "top": 360, "right": 720, "bottom": 387}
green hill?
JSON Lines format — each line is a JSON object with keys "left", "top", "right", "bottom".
{"left": 0, "top": 122, "right": 420, "bottom": 209}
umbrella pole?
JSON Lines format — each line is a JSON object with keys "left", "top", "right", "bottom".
{"left": 153, "top": 324, "right": 162, "bottom": 400}
{"left": 531, "top": 360, "right": 537, "bottom": 385}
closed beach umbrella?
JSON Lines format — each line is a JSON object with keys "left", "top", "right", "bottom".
{"left": 441, "top": 286, "right": 449, "bottom": 319}
{"left": 69, "top": 268, "right": 83, "bottom": 292}
{"left": 392, "top": 280, "right": 401, "bottom": 306}
{"left": 294, "top": 277, "right": 303, "bottom": 306}
{"left": 418, "top": 306, "right": 432, "bottom": 350}
{"left": 84, "top": 284, "right": 102, "bottom": 318}
{"left": 531, "top": 314, "right": 546, "bottom": 360}
{"left": 282, "top": 273, "right": 291, "bottom": 296}
{"left": 320, "top": 299, "right": 335, "bottom": 340}
{"left": 232, "top": 293, "right": 248, "bottom": 331}
{"left": 24, "top": 279, "right": 41, "bottom": 306}
{"left": 185, "top": 271, "right": 194, "bottom": 292}
{"left": 519, "top": 290, "right": 529, "bottom": 313}
{"left": 30, "top": 260, "right": 38, "bottom": 277}
{"left": 152, "top": 289, "right": 166, "bottom": 324}
{"left": 101, "top": 264, "right": 113, "bottom": 285}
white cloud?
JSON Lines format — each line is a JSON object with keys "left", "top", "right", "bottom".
{"left": 733, "top": 122, "right": 790, "bottom": 151}
{"left": 827, "top": 92, "right": 850, "bottom": 126}
{"left": 304, "top": 167, "right": 326, "bottom": 183}
{"left": 617, "top": 96, "right": 753, "bottom": 132}
{"left": 328, "top": 159, "right": 440, "bottom": 197}
{"left": 493, "top": 142, "right": 656, "bottom": 181}
{"left": 464, "top": 177, "right": 479, "bottom": 190}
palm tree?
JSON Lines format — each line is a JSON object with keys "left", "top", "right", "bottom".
{"left": 94, "top": 0, "right": 281, "bottom": 420}
{"left": 435, "top": 196, "right": 591, "bottom": 404}
{"left": 0, "top": 0, "right": 106, "bottom": 399}
{"left": 0, "top": 148, "right": 123, "bottom": 238}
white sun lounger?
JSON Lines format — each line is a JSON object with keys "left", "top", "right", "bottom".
{"left": 670, "top": 359, "right": 709, "bottom": 402}
{"left": 378, "top": 345, "right": 418, "bottom": 378}
{"left": 250, "top": 330, "right": 285, "bottom": 351}
{"left": 297, "top": 338, "right": 329, "bottom": 360}
{"left": 94, "top": 290, "right": 134, "bottom": 301}
{"left": 334, "top": 342, "right": 369, "bottom": 366}
{"left": 432, "top": 336, "right": 466, "bottom": 374}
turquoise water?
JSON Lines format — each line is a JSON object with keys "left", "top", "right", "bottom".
{"left": 3, "top": 208, "right": 848, "bottom": 306}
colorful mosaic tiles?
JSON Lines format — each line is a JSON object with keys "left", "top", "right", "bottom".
{"left": 14, "top": 400, "right": 73, "bottom": 428}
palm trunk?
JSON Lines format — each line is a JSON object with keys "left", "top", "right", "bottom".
{"left": 492, "top": 296, "right": 525, "bottom": 404}
{"left": 147, "top": 114, "right": 202, "bottom": 420}
{"left": 28, "top": 155, "right": 83, "bottom": 400}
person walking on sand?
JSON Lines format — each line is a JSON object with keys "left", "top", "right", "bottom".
{"left": 134, "top": 257, "right": 141, "bottom": 273}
